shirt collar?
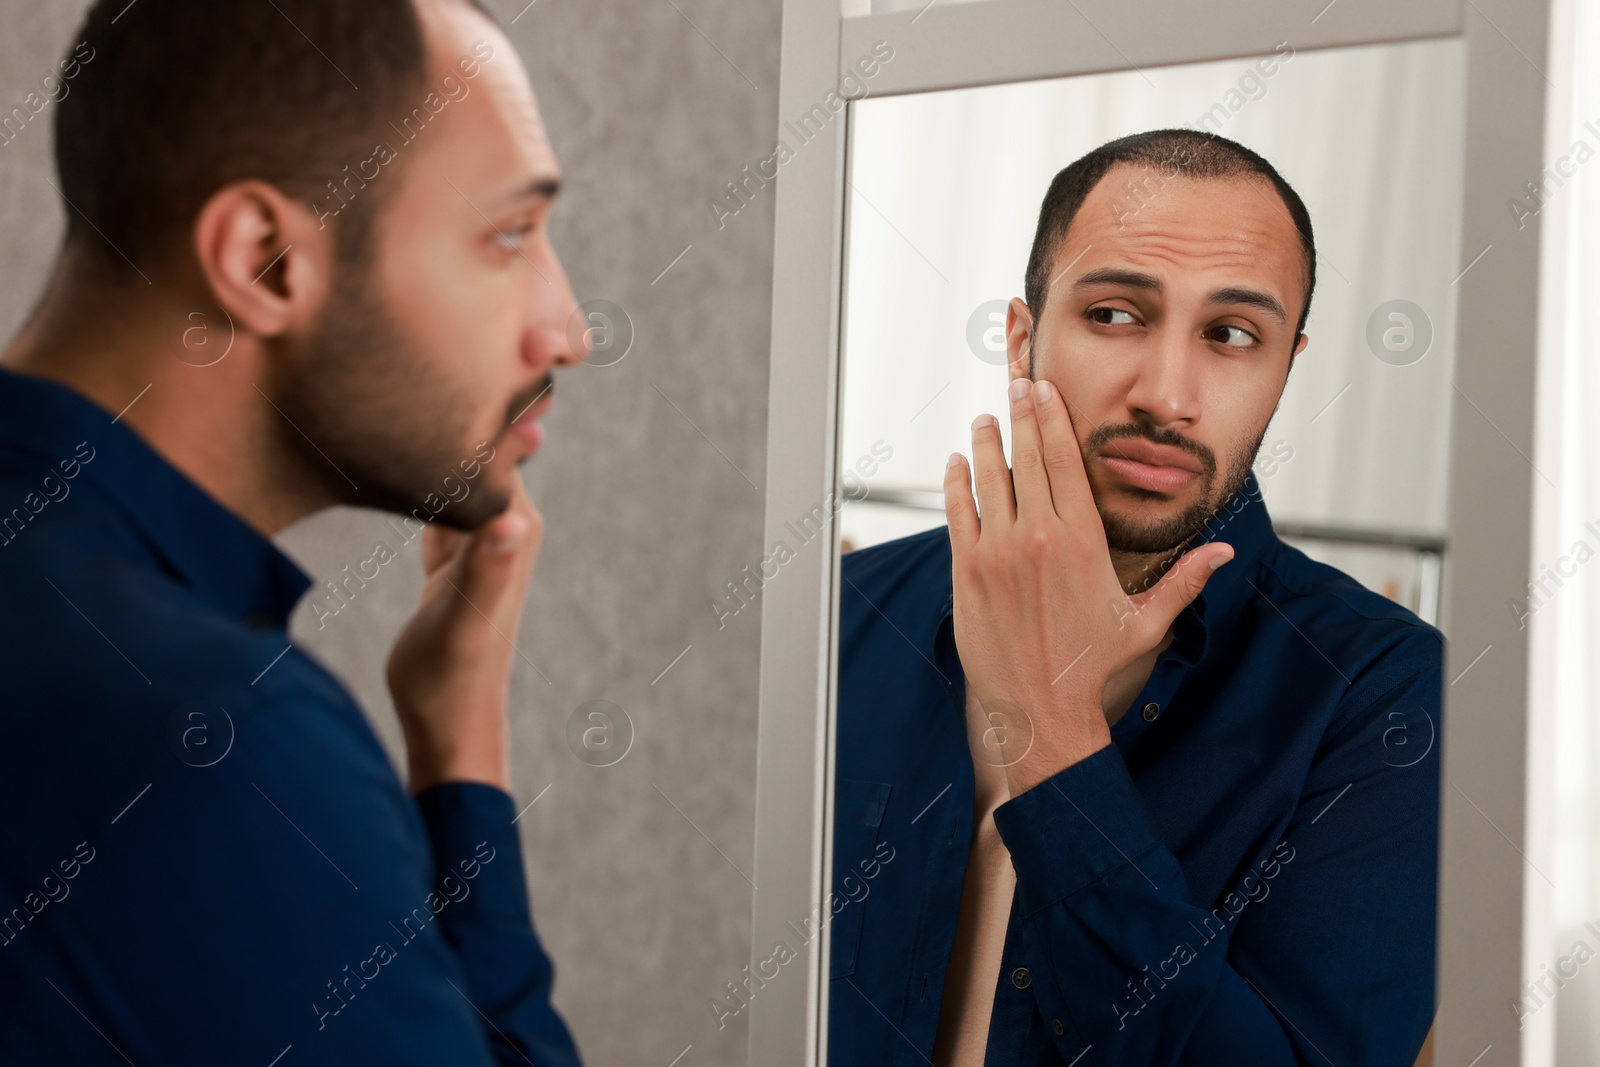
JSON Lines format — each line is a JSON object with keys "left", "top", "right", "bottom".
{"left": 937, "top": 471, "right": 1278, "bottom": 669}
{"left": 1169, "top": 471, "right": 1278, "bottom": 665}
{"left": 0, "top": 365, "right": 313, "bottom": 629}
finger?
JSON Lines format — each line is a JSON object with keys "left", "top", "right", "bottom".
{"left": 449, "top": 509, "right": 532, "bottom": 620}
{"left": 969, "top": 413, "right": 1015, "bottom": 526}
{"left": 1032, "top": 378, "right": 1095, "bottom": 521}
{"left": 422, "top": 523, "right": 468, "bottom": 576}
{"left": 438, "top": 476, "right": 544, "bottom": 622}
{"left": 1006, "top": 376, "right": 1052, "bottom": 520}
{"left": 501, "top": 474, "right": 546, "bottom": 592}
{"left": 1127, "top": 542, "right": 1235, "bottom": 636}
{"left": 943, "top": 452, "right": 979, "bottom": 553}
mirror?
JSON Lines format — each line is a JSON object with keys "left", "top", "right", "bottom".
{"left": 828, "top": 37, "right": 1463, "bottom": 1065}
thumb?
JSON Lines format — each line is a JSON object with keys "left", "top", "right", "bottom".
{"left": 1130, "top": 542, "right": 1234, "bottom": 632}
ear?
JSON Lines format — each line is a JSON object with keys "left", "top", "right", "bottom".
{"left": 1005, "top": 297, "right": 1033, "bottom": 384}
{"left": 191, "top": 181, "right": 335, "bottom": 340}
{"left": 1289, "top": 331, "right": 1309, "bottom": 370}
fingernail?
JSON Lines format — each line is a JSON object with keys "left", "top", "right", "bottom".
{"left": 1034, "top": 379, "right": 1054, "bottom": 405}
{"left": 1008, "top": 378, "right": 1031, "bottom": 401}
{"left": 947, "top": 452, "right": 962, "bottom": 470}
{"left": 1209, "top": 548, "right": 1234, "bottom": 570}
{"left": 972, "top": 414, "right": 996, "bottom": 431}
{"left": 490, "top": 514, "right": 527, "bottom": 554}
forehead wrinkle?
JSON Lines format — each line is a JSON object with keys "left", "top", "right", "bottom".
{"left": 1048, "top": 175, "right": 1306, "bottom": 319}
{"left": 1068, "top": 222, "right": 1299, "bottom": 312}
{"left": 1104, "top": 233, "right": 1279, "bottom": 269}
{"left": 1073, "top": 172, "right": 1300, "bottom": 259}
{"left": 1071, "top": 241, "right": 1293, "bottom": 302}
{"left": 1099, "top": 205, "right": 1292, "bottom": 256}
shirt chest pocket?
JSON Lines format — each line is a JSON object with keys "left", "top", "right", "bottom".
{"left": 829, "top": 778, "right": 892, "bottom": 980}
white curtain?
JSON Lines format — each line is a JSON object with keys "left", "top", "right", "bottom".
{"left": 1535, "top": 0, "right": 1600, "bottom": 1059}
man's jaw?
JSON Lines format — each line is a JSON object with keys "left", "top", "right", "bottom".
{"left": 1093, "top": 472, "right": 1226, "bottom": 560}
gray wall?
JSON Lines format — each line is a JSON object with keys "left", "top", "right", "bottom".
{"left": 0, "top": 2, "right": 779, "bottom": 1065}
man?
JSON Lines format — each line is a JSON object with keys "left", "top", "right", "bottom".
{"left": 0, "top": 1, "right": 586, "bottom": 1063}
{"left": 831, "top": 129, "right": 1441, "bottom": 1065}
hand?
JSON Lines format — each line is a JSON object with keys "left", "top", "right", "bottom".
{"left": 386, "top": 473, "right": 543, "bottom": 793}
{"left": 943, "top": 377, "right": 1233, "bottom": 796}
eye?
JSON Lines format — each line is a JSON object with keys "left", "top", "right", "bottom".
{"left": 493, "top": 221, "right": 536, "bottom": 252}
{"left": 1088, "top": 306, "right": 1138, "bottom": 326}
{"left": 1208, "top": 324, "right": 1258, "bottom": 348}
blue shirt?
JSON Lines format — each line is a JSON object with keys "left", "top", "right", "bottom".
{"left": 0, "top": 366, "right": 580, "bottom": 1066}
{"left": 830, "top": 473, "right": 1441, "bottom": 1065}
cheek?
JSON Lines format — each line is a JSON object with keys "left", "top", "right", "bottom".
{"left": 378, "top": 237, "right": 519, "bottom": 386}
{"left": 1196, "top": 377, "right": 1281, "bottom": 466}
{"left": 1041, "top": 336, "right": 1132, "bottom": 430}
{"left": 1205, "top": 356, "right": 1284, "bottom": 420}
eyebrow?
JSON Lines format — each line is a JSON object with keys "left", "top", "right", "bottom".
{"left": 505, "top": 175, "right": 562, "bottom": 206}
{"left": 521, "top": 175, "right": 560, "bottom": 201}
{"left": 1071, "top": 267, "right": 1288, "bottom": 326}
{"left": 1073, "top": 266, "right": 1161, "bottom": 293}
{"left": 1209, "top": 286, "right": 1287, "bottom": 326}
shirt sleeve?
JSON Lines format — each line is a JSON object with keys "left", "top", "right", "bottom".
{"left": 991, "top": 653, "right": 1440, "bottom": 1065}
{"left": 413, "top": 782, "right": 581, "bottom": 1067}
{"left": 0, "top": 664, "right": 585, "bottom": 1067}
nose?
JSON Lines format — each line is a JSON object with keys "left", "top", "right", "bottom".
{"left": 523, "top": 239, "right": 586, "bottom": 371}
{"left": 551, "top": 272, "right": 586, "bottom": 369}
{"left": 1125, "top": 326, "right": 1200, "bottom": 430}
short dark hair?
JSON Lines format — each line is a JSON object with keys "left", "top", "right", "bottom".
{"left": 1023, "top": 128, "right": 1317, "bottom": 340}
{"left": 54, "top": 0, "right": 481, "bottom": 275}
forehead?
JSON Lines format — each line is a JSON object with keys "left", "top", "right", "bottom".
{"left": 408, "top": 1, "right": 558, "bottom": 188}
{"left": 1053, "top": 164, "right": 1305, "bottom": 309}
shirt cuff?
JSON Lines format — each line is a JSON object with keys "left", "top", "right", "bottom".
{"left": 992, "top": 744, "right": 1166, "bottom": 918}
{"left": 413, "top": 781, "right": 530, "bottom": 922}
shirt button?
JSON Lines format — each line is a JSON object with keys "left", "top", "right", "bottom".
{"left": 1011, "top": 967, "right": 1031, "bottom": 989}
{"left": 1141, "top": 701, "right": 1160, "bottom": 722}
{"left": 1052, "top": 1019, "right": 1065, "bottom": 1036}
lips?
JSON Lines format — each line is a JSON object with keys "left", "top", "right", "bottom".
{"left": 1097, "top": 437, "right": 1203, "bottom": 494}
{"left": 1100, "top": 438, "right": 1203, "bottom": 473}
{"left": 507, "top": 394, "right": 553, "bottom": 452}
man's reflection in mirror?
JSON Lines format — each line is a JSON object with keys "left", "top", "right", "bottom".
{"left": 831, "top": 129, "right": 1441, "bottom": 1066}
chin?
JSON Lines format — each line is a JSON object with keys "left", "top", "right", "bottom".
{"left": 402, "top": 476, "right": 510, "bottom": 532}
{"left": 1093, "top": 472, "right": 1192, "bottom": 511}
{"left": 1100, "top": 493, "right": 1219, "bottom": 557}
{"left": 458, "top": 485, "right": 515, "bottom": 531}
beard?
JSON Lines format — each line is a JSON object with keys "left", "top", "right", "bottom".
{"left": 264, "top": 252, "right": 534, "bottom": 531}
{"left": 1089, "top": 418, "right": 1266, "bottom": 556}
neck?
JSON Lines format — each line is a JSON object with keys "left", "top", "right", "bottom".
{"left": 1, "top": 246, "right": 330, "bottom": 537}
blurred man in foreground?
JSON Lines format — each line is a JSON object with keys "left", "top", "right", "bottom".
{"left": 0, "top": 1, "right": 586, "bottom": 1063}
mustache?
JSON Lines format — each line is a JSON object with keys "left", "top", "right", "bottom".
{"left": 505, "top": 377, "right": 556, "bottom": 429}
{"left": 1086, "top": 422, "right": 1216, "bottom": 478}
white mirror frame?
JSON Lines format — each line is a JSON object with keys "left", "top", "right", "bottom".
{"left": 751, "top": 0, "right": 1555, "bottom": 1062}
